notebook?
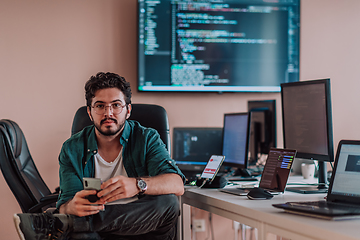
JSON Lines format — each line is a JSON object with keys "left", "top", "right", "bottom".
{"left": 273, "top": 140, "right": 360, "bottom": 220}
{"left": 220, "top": 148, "right": 297, "bottom": 196}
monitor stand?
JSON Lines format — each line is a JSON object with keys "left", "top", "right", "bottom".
{"left": 286, "top": 161, "right": 328, "bottom": 194}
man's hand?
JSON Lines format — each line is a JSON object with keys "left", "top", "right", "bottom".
{"left": 99, "top": 173, "right": 184, "bottom": 202}
{"left": 59, "top": 190, "right": 105, "bottom": 217}
{"left": 59, "top": 174, "right": 183, "bottom": 216}
{"left": 98, "top": 175, "right": 139, "bottom": 203}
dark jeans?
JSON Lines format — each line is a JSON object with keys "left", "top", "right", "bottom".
{"left": 71, "top": 194, "right": 179, "bottom": 240}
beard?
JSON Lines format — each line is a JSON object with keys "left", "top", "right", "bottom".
{"left": 93, "top": 117, "right": 125, "bottom": 136}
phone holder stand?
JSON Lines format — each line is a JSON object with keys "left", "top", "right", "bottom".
{"left": 196, "top": 174, "right": 228, "bottom": 189}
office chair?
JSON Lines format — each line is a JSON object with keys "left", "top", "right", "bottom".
{"left": 0, "top": 119, "right": 59, "bottom": 213}
{"left": 71, "top": 104, "right": 171, "bottom": 154}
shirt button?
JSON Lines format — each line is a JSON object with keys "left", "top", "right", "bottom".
{"left": 93, "top": 150, "right": 97, "bottom": 154}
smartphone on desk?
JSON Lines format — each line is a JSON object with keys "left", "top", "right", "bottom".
{"left": 196, "top": 155, "right": 226, "bottom": 188}
{"left": 83, "top": 177, "right": 101, "bottom": 203}
{"left": 200, "top": 155, "right": 225, "bottom": 182}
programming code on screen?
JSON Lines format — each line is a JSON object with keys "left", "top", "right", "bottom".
{"left": 260, "top": 148, "right": 295, "bottom": 190}
{"left": 138, "top": 0, "right": 300, "bottom": 92}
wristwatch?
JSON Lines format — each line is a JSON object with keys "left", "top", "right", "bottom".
{"left": 136, "top": 177, "right": 147, "bottom": 194}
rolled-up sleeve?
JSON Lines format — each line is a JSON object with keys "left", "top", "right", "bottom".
{"left": 123, "top": 123, "right": 186, "bottom": 183}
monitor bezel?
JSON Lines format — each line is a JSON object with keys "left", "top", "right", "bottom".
{"left": 281, "top": 78, "right": 334, "bottom": 162}
{"left": 136, "top": 0, "right": 301, "bottom": 93}
{"left": 221, "top": 112, "right": 251, "bottom": 169}
{"left": 247, "top": 99, "right": 277, "bottom": 165}
{"left": 327, "top": 140, "right": 360, "bottom": 203}
{"left": 172, "top": 127, "right": 223, "bottom": 172}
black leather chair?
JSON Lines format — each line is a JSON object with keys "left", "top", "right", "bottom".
{"left": 0, "top": 119, "right": 58, "bottom": 213}
{"left": 71, "top": 104, "right": 171, "bottom": 154}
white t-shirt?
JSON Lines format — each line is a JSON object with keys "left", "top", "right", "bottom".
{"left": 94, "top": 149, "right": 138, "bottom": 205}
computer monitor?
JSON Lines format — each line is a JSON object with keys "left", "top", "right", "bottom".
{"left": 222, "top": 112, "right": 251, "bottom": 177}
{"left": 137, "top": 0, "right": 300, "bottom": 93}
{"left": 281, "top": 78, "right": 334, "bottom": 193}
{"left": 172, "top": 127, "right": 223, "bottom": 181}
{"left": 247, "top": 100, "right": 276, "bottom": 167}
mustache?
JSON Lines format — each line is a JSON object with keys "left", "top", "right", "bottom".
{"left": 100, "top": 118, "right": 118, "bottom": 125}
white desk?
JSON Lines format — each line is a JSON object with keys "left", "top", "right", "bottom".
{"left": 180, "top": 186, "right": 360, "bottom": 240}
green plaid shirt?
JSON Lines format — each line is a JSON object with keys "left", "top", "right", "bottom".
{"left": 56, "top": 120, "right": 185, "bottom": 209}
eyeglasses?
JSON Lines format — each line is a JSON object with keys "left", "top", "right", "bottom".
{"left": 91, "top": 102, "right": 126, "bottom": 115}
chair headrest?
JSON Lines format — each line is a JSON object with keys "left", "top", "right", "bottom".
{"left": 71, "top": 106, "right": 93, "bottom": 136}
{"left": 0, "top": 120, "right": 23, "bottom": 158}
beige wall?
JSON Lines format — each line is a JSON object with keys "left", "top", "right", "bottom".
{"left": 1, "top": 0, "right": 360, "bottom": 239}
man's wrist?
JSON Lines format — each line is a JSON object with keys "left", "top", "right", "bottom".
{"left": 59, "top": 201, "right": 69, "bottom": 214}
{"left": 136, "top": 177, "right": 148, "bottom": 194}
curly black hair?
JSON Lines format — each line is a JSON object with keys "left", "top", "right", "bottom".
{"left": 85, "top": 72, "right": 132, "bottom": 107}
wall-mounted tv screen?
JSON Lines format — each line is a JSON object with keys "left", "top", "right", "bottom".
{"left": 137, "top": 0, "right": 300, "bottom": 93}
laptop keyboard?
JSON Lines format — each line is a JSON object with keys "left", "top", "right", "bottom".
{"left": 289, "top": 201, "right": 360, "bottom": 213}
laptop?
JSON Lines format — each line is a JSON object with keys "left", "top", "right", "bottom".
{"left": 220, "top": 148, "right": 297, "bottom": 196}
{"left": 273, "top": 140, "right": 360, "bottom": 220}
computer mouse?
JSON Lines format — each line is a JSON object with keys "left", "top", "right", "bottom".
{"left": 247, "top": 187, "right": 273, "bottom": 200}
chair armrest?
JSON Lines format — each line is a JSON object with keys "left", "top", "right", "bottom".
{"left": 54, "top": 186, "right": 60, "bottom": 194}
{"left": 40, "top": 193, "right": 59, "bottom": 202}
{"left": 28, "top": 194, "right": 59, "bottom": 213}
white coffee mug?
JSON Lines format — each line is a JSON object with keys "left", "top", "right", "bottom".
{"left": 301, "top": 163, "right": 315, "bottom": 179}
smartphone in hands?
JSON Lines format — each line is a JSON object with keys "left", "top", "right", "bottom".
{"left": 83, "top": 177, "right": 101, "bottom": 203}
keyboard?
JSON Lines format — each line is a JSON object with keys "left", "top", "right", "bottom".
{"left": 288, "top": 201, "right": 360, "bottom": 213}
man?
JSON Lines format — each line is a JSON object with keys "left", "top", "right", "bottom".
{"left": 14, "top": 72, "right": 185, "bottom": 240}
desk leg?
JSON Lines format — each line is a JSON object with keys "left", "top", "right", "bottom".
{"left": 181, "top": 203, "right": 191, "bottom": 240}
{"left": 258, "top": 222, "right": 265, "bottom": 240}
{"left": 177, "top": 196, "right": 185, "bottom": 240}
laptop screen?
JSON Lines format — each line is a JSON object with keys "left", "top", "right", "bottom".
{"left": 259, "top": 148, "right": 297, "bottom": 191}
{"left": 330, "top": 142, "right": 360, "bottom": 198}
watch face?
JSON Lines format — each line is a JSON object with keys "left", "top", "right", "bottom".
{"left": 138, "top": 180, "right": 146, "bottom": 189}
{"left": 137, "top": 179, "right": 147, "bottom": 192}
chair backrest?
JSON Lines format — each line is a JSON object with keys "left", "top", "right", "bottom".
{"left": 0, "top": 119, "right": 52, "bottom": 213}
{"left": 71, "top": 104, "right": 171, "bottom": 154}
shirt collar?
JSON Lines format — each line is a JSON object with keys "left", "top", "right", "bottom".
{"left": 120, "top": 120, "right": 130, "bottom": 145}
{"left": 86, "top": 121, "right": 131, "bottom": 155}
{"left": 86, "top": 126, "right": 98, "bottom": 155}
